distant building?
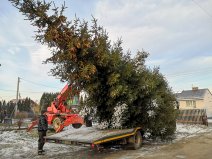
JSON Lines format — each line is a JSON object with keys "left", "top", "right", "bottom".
{"left": 176, "top": 87, "right": 212, "bottom": 117}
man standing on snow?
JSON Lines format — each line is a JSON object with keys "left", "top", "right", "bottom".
{"left": 37, "top": 109, "right": 48, "bottom": 155}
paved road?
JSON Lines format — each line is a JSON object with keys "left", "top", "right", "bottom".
{"left": 139, "top": 132, "right": 212, "bottom": 159}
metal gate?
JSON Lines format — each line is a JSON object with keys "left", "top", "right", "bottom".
{"left": 176, "top": 109, "right": 208, "bottom": 126}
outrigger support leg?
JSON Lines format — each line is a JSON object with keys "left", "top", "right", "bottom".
{"left": 27, "top": 120, "right": 38, "bottom": 132}
{"left": 55, "top": 115, "right": 84, "bottom": 133}
{"left": 56, "top": 123, "right": 65, "bottom": 133}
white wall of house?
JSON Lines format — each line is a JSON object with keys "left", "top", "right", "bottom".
{"left": 203, "top": 90, "right": 212, "bottom": 117}
{"left": 179, "top": 99, "right": 204, "bottom": 109}
{"left": 178, "top": 90, "right": 212, "bottom": 117}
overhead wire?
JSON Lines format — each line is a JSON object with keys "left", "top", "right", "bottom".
{"left": 165, "top": 67, "right": 212, "bottom": 78}
{"left": 0, "top": 88, "right": 16, "bottom": 92}
{"left": 191, "top": 0, "right": 212, "bottom": 19}
{"left": 0, "top": 68, "right": 212, "bottom": 93}
{"left": 0, "top": 88, "right": 46, "bottom": 94}
{"left": 1, "top": 67, "right": 212, "bottom": 93}
{"left": 20, "top": 77, "right": 60, "bottom": 89}
{"left": 0, "top": 95, "right": 14, "bottom": 99}
{"left": 0, "top": 76, "right": 61, "bottom": 94}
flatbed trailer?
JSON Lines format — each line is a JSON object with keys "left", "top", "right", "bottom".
{"left": 45, "top": 126, "right": 142, "bottom": 150}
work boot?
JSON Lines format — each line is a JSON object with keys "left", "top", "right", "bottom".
{"left": 42, "top": 150, "right": 45, "bottom": 153}
{"left": 38, "top": 150, "right": 44, "bottom": 155}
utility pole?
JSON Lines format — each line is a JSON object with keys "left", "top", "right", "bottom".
{"left": 15, "top": 77, "right": 20, "bottom": 113}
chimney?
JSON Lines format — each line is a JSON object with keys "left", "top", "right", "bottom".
{"left": 192, "top": 87, "right": 198, "bottom": 91}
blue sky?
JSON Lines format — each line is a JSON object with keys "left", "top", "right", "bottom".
{"left": 0, "top": 0, "right": 212, "bottom": 102}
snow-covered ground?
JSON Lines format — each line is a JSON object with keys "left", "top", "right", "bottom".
{"left": 0, "top": 123, "right": 211, "bottom": 159}
{"left": 0, "top": 130, "right": 85, "bottom": 159}
{"left": 208, "top": 119, "right": 212, "bottom": 123}
{"left": 174, "top": 124, "right": 211, "bottom": 141}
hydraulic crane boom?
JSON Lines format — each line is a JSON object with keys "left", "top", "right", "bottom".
{"left": 56, "top": 84, "right": 74, "bottom": 107}
{"left": 27, "top": 84, "right": 84, "bottom": 133}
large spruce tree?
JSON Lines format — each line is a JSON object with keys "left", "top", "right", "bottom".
{"left": 10, "top": 0, "right": 177, "bottom": 138}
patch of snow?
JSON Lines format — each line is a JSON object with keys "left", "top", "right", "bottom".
{"left": 175, "top": 123, "right": 211, "bottom": 141}
{"left": 175, "top": 155, "right": 186, "bottom": 159}
{"left": 111, "top": 104, "right": 127, "bottom": 129}
{"left": 143, "top": 131, "right": 151, "bottom": 138}
{"left": 0, "top": 130, "right": 37, "bottom": 158}
{"left": 88, "top": 103, "right": 127, "bottom": 129}
{"left": 152, "top": 99, "right": 158, "bottom": 108}
{"left": 160, "top": 128, "right": 167, "bottom": 134}
{"left": 207, "top": 119, "right": 212, "bottom": 123}
{"left": 147, "top": 110, "right": 155, "bottom": 117}
{"left": 97, "top": 121, "right": 110, "bottom": 129}
{"left": 79, "top": 105, "right": 96, "bottom": 122}
{"left": 0, "top": 130, "right": 83, "bottom": 159}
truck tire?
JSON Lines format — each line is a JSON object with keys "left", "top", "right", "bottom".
{"left": 53, "top": 117, "right": 63, "bottom": 131}
{"left": 84, "top": 114, "right": 92, "bottom": 127}
{"left": 127, "top": 131, "right": 142, "bottom": 150}
{"left": 72, "top": 123, "right": 82, "bottom": 129}
{"left": 85, "top": 119, "right": 92, "bottom": 127}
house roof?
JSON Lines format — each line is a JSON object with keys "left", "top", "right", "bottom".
{"left": 176, "top": 89, "right": 210, "bottom": 100}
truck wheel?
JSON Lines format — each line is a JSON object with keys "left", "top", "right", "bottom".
{"left": 127, "top": 131, "right": 142, "bottom": 150}
{"left": 84, "top": 114, "right": 92, "bottom": 127}
{"left": 72, "top": 123, "right": 82, "bottom": 129}
{"left": 85, "top": 120, "right": 92, "bottom": 127}
{"left": 53, "top": 117, "right": 63, "bottom": 131}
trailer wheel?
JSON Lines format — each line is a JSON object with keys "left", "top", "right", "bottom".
{"left": 127, "top": 131, "right": 142, "bottom": 150}
{"left": 72, "top": 123, "right": 82, "bottom": 129}
{"left": 53, "top": 117, "right": 63, "bottom": 131}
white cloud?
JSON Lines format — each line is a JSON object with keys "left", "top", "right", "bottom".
{"left": 146, "top": 58, "right": 166, "bottom": 67}
{"left": 0, "top": 36, "right": 4, "bottom": 45}
{"left": 7, "top": 47, "right": 21, "bottom": 55}
{"left": 189, "top": 56, "right": 212, "bottom": 67}
{"left": 94, "top": 0, "right": 212, "bottom": 56}
{"left": 93, "top": 0, "right": 212, "bottom": 93}
{"left": 0, "top": 1, "right": 66, "bottom": 101}
{"left": 28, "top": 45, "right": 51, "bottom": 67}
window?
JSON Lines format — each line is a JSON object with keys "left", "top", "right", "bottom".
{"left": 186, "top": 101, "right": 196, "bottom": 108}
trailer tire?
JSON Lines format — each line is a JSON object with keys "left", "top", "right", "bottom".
{"left": 72, "top": 123, "right": 82, "bottom": 129}
{"left": 53, "top": 117, "right": 63, "bottom": 131}
{"left": 84, "top": 114, "right": 92, "bottom": 127}
{"left": 127, "top": 131, "right": 142, "bottom": 150}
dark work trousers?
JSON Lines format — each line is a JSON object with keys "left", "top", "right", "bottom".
{"left": 38, "top": 131, "right": 47, "bottom": 151}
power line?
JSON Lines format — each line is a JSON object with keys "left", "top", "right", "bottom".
{"left": 0, "top": 95, "right": 14, "bottom": 98}
{"left": 0, "top": 77, "right": 61, "bottom": 97}
{"left": 19, "top": 90, "right": 44, "bottom": 93}
{"left": 0, "top": 88, "right": 16, "bottom": 92}
{"left": 191, "top": 0, "right": 212, "bottom": 19}
{"left": 165, "top": 67, "right": 212, "bottom": 78}
{"left": 0, "top": 88, "right": 48, "bottom": 93}
{"left": 20, "top": 77, "right": 60, "bottom": 89}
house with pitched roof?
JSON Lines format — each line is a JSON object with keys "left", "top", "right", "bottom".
{"left": 176, "top": 87, "right": 212, "bottom": 117}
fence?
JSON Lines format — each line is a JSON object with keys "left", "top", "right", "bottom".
{"left": 176, "top": 109, "right": 208, "bottom": 126}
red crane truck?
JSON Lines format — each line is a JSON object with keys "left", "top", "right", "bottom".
{"left": 27, "top": 84, "right": 84, "bottom": 133}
